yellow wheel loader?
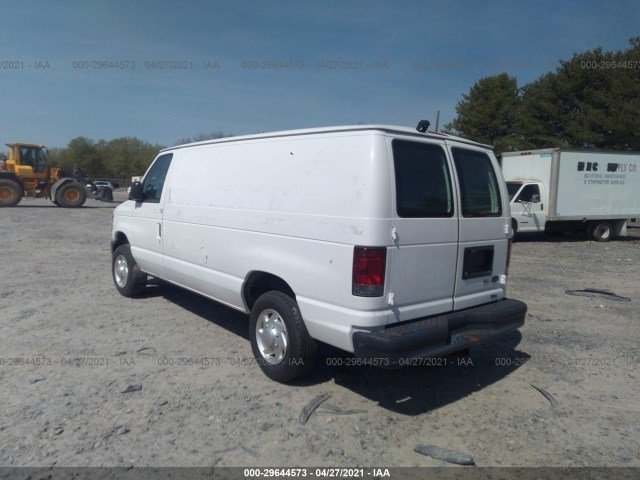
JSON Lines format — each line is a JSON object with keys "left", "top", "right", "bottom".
{"left": 0, "top": 142, "right": 87, "bottom": 208}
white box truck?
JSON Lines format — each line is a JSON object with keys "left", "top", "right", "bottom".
{"left": 112, "top": 123, "right": 527, "bottom": 382}
{"left": 502, "top": 149, "right": 640, "bottom": 241}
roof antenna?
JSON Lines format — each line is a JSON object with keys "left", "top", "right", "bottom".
{"left": 416, "top": 120, "right": 430, "bottom": 133}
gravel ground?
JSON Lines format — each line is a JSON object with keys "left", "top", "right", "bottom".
{"left": 0, "top": 193, "right": 638, "bottom": 468}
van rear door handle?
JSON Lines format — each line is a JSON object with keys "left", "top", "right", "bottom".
{"left": 157, "top": 222, "right": 162, "bottom": 239}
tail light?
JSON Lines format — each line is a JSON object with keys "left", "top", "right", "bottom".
{"left": 506, "top": 238, "right": 513, "bottom": 274}
{"left": 352, "top": 246, "right": 387, "bottom": 297}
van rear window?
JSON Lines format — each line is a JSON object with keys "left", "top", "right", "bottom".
{"left": 451, "top": 148, "right": 502, "bottom": 217}
{"left": 392, "top": 140, "right": 453, "bottom": 218}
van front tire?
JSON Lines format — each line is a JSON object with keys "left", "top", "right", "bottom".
{"left": 250, "top": 291, "right": 317, "bottom": 383}
{"left": 112, "top": 244, "right": 147, "bottom": 297}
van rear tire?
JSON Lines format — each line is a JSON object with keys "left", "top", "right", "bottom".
{"left": 249, "top": 291, "right": 317, "bottom": 383}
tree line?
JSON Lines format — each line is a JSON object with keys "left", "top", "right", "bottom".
{"left": 444, "top": 37, "right": 640, "bottom": 154}
{"left": 48, "top": 132, "right": 231, "bottom": 181}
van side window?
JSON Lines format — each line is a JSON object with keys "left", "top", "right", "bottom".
{"left": 392, "top": 140, "right": 453, "bottom": 218}
{"left": 515, "top": 184, "right": 540, "bottom": 203}
{"left": 451, "top": 148, "right": 502, "bottom": 217}
{"left": 142, "top": 153, "right": 172, "bottom": 203}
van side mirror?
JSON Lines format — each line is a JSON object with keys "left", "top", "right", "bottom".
{"left": 531, "top": 194, "right": 540, "bottom": 203}
{"left": 129, "top": 181, "right": 144, "bottom": 202}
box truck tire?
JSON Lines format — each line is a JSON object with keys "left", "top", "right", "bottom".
{"left": 544, "top": 223, "right": 564, "bottom": 238}
{"left": 511, "top": 218, "right": 519, "bottom": 241}
{"left": 590, "top": 221, "right": 613, "bottom": 242}
{"left": 249, "top": 291, "right": 317, "bottom": 383}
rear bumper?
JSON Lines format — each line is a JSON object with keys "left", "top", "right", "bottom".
{"left": 353, "top": 299, "right": 526, "bottom": 363}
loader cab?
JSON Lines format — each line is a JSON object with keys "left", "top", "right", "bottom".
{"left": 6, "top": 143, "right": 49, "bottom": 175}
{"left": 18, "top": 145, "right": 48, "bottom": 174}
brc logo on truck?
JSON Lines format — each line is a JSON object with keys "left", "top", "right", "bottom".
{"left": 577, "top": 161, "right": 598, "bottom": 172}
{"left": 577, "top": 161, "right": 637, "bottom": 173}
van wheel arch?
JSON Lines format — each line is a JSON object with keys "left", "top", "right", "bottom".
{"left": 243, "top": 271, "right": 296, "bottom": 311}
{"left": 111, "top": 232, "right": 130, "bottom": 253}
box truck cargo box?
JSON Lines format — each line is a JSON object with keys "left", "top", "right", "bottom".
{"left": 502, "top": 149, "right": 640, "bottom": 241}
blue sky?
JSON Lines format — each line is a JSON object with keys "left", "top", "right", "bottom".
{"left": 1, "top": 0, "right": 638, "bottom": 147}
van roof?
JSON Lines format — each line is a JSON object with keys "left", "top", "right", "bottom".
{"left": 163, "top": 125, "right": 492, "bottom": 152}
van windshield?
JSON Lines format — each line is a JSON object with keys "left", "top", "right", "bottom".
{"left": 451, "top": 148, "right": 502, "bottom": 217}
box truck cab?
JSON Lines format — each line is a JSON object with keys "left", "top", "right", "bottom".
{"left": 507, "top": 180, "right": 548, "bottom": 232}
{"left": 503, "top": 149, "right": 640, "bottom": 241}
{"left": 111, "top": 124, "right": 526, "bottom": 382}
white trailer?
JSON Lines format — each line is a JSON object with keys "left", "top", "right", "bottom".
{"left": 501, "top": 149, "right": 640, "bottom": 241}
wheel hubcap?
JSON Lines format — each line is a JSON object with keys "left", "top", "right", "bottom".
{"left": 0, "top": 187, "right": 12, "bottom": 200}
{"left": 255, "top": 309, "right": 288, "bottom": 365}
{"left": 114, "top": 255, "right": 129, "bottom": 288}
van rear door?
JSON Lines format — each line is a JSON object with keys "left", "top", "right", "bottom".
{"left": 447, "top": 145, "right": 508, "bottom": 310}
{"left": 386, "top": 138, "right": 458, "bottom": 322}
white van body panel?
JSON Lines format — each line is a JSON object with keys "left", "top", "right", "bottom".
{"left": 113, "top": 125, "right": 525, "bottom": 356}
{"left": 159, "top": 132, "right": 395, "bottom": 350}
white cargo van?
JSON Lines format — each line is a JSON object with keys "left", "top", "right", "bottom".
{"left": 502, "top": 149, "right": 640, "bottom": 241}
{"left": 111, "top": 124, "right": 527, "bottom": 382}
